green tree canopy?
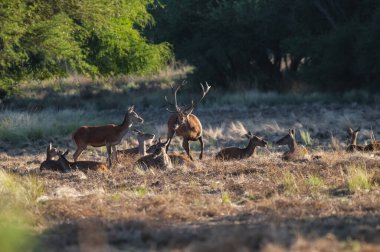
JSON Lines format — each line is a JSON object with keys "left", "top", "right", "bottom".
{"left": 0, "top": 0, "right": 172, "bottom": 96}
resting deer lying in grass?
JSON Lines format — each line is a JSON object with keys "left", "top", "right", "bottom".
{"left": 136, "top": 137, "right": 172, "bottom": 170}
{"left": 117, "top": 129, "right": 155, "bottom": 156}
{"left": 58, "top": 150, "right": 109, "bottom": 173}
{"left": 346, "top": 127, "right": 380, "bottom": 152}
{"left": 72, "top": 106, "right": 143, "bottom": 167}
{"left": 346, "top": 128, "right": 365, "bottom": 152}
{"left": 147, "top": 140, "right": 194, "bottom": 166}
{"left": 215, "top": 131, "right": 267, "bottom": 161}
{"left": 165, "top": 82, "right": 211, "bottom": 160}
{"left": 275, "top": 129, "right": 309, "bottom": 161}
{"left": 40, "top": 143, "right": 70, "bottom": 172}
{"left": 364, "top": 129, "right": 380, "bottom": 151}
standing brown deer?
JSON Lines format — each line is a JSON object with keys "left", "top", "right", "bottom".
{"left": 40, "top": 143, "right": 70, "bottom": 172}
{"left": 117, "top": 129, "right": 155, "bottom": 156}
{"left": 215, "top": 131, "right": 267, "bottom": 160}
{"left": 165, "top": 82, "right": 211, "bottom": 160}
{"left": 275, "top": 129, "right": 309, "bottom": 161}
{"left": 346, "top": 128, "right": 365, "bottom": 152}
{"left": 58, "top": 150, "right": 109, "bottom": 173}
{"left": 136, "top": 137, "right": 172, "bottom": 170}
{"left": 72, "top": 106, "right": 143, "bottom": 167}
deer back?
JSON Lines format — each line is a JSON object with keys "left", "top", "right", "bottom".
{"left": 40, "top": 160, "right": 64, "bottom": 172}
{"left": 70, "top": 161, "right": 109, "bottom": 173}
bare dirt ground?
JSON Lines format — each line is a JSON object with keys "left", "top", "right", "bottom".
{"left": 2, "top": 102, "right": 380, "bottom": 251}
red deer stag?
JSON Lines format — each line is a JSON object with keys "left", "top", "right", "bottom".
{"left": 72, "top": 106, "right": 143, "bottom": 167}
{"left": 165, "top": 82, "right": 211, "bottom": 160}
{"left": 215, "top": 131, "right": 267, "bottom": 161}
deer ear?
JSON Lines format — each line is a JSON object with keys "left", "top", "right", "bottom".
{"left": 128, "top": 105, "right": 134, "bottom": 112}
{"left": 63, "top": 150, "right": 69, "bottom": 156}
{"left": 132, "top": 128, "right": 142, "bottom": 134}
{"left": 347, "top": 128, "right": 353, "bottom": 134}
{"left": 355, "top": 128, "right": 360, "bottom": 132}
{"left": 290, "top": 129, "right": 295, "bottom": 136}
{"left": 48, "top": 143, "right": 52, "bottom": 150}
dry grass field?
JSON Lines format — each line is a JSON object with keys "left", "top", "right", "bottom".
{"left": 1, "top": 79, "right": 380, "bottom": 251}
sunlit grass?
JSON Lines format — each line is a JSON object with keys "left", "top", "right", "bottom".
{"left": 0, "top": 109, "right": 111, "bottom": 144}
{"left": 0, "top": 170, "right": 43, "bottom": 252}
{"left": 346, "top": 164, "right": 373, "bottom": 192}
{"left": 300, "top": 129, "right": 313, "bottom": 146}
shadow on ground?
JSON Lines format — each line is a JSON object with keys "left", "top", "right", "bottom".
{"left": 34, "top": 213, "right": 380, "bottom": 251}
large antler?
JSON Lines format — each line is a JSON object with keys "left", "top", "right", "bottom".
{"left": 185, "top": 82, "right": 211, "bottom": 115}
{"left": 165, "top": 81, "right": 186, "bottom": 113}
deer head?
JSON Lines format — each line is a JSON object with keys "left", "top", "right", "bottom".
{"left": 147, "top": 137, "right": 170, "bottom": 158}
{"left": 245, "top": 131, "right": 268, "bottom": 148}
{"left": 57, "top": 149, "right": 72, "bottom": 173}
{"left": 124, "top": 105, "right": 144, "bottom": 126}
{"left": 275, "top": 129, "right": 296, "bottom": 146}
{"left": 46, "top": 142, "right": 63, "bottom": 160}
{"left": 165, "top": 82, "right": 211, "bottom": 124}
{"left": 133, "top": 128, "right": 155, "bottom": 145}
{"left": 347, "top": 127, "right": 360, "bottom": 145}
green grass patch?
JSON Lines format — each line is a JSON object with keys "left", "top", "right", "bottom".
{"left": 346, "top": 164, "right": 373, "bottom": 192}
{"left": 221, "top": 192, "right": 231, "bottom": 204}
{"left": 300, "top": 129, "right": 313, "bottom": 146}
{"left": 281, "top": 170, "right": 298, "bottom": 194}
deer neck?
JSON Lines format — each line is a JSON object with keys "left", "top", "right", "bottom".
{"left": 138, "top": 139, "right": 147, "bottom": 156}
{"left": 350, "top": 136, "right": 357, "bottom": 145}
{"left": 46, "top": 151, "right": 52, "bottom": 161}
{"left": 120, "top": 114, "right": 132, "bottom": 134}
{"left": 245, "top": 140, "right": 258, "bottom": 157}
{"left": 288, "top": 138, "right": 297, "bottom": 152}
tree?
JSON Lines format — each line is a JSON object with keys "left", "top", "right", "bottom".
{"left": 149, "top": 0, "right": 380, "bottom": 92}
{"left": 0, "top": 0, "right": 172, "bottom": 97}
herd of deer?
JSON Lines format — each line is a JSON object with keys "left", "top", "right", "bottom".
{"left": 39, "top": 83, "right": 380, "bottom": 173}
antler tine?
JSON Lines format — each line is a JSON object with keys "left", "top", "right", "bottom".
{"left": 173, "top": 81, "right": 186, "bottom": 109}
{"left": 132, "top": 128, "right": 142, "bottom": 134}
{"left": 166, "top": 107, "right": 177, "bottom": 113}
{"left": 185, "top": 82, "right": 211, "bottom": 114}
{"left": 165, "top": 82, "right": 187, "bottom": 112}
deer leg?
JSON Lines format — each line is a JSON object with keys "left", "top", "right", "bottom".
{"left": 106, "top": 144, "right": 112, "bottom": 167}
{"left": 73, "top": 145, "right": 86, "bottom": 162}
{"left": 182, "top": 138, "right": 193, "bottom": 161}
{"left": 166, "top": 129, "right": 175, "bottom": 152}
{"left": 112, "top": 145, "right": 118, "bottom": 163}
{"left": 198, "top": 136, "right": 204, "bottom": 160}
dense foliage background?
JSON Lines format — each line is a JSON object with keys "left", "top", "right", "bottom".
{"left": 0, "top": 0, "right": 171, "bottom": 96}
{"left": 149, "top": 0, "right": 380, "bottom": 91}
{"left": 1, "top": 0, "right": 380, "bottom": 95}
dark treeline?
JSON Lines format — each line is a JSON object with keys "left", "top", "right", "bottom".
{"left": 149, "top": 0, "right": 380, "bottom": 91}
